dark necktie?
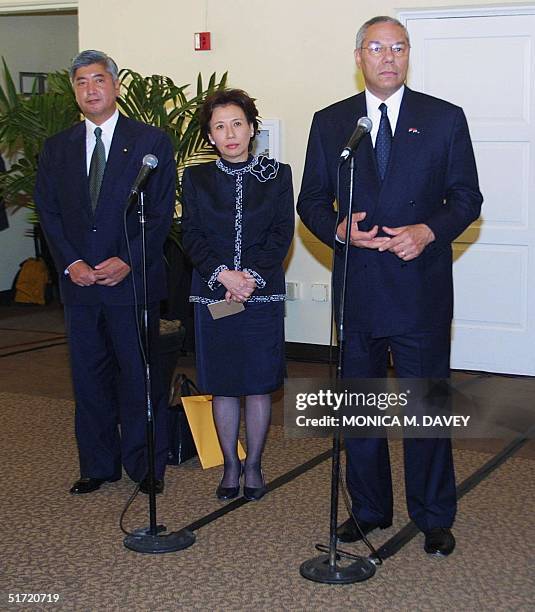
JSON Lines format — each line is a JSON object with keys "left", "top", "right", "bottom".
{"left": 375, "top": 103, "right": 392, "bottom": 181}
{"left": 88, "top": 126, "right": 105, "bottom": 211}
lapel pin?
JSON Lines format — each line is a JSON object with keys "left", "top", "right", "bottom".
{"left": 408, "top": 128, "right": 420, "bottom": 134}
{"left": 123, "top": 147, "right": 128, "bottom": 153}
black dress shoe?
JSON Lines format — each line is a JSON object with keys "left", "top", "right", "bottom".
{"left": 336, "top": 517, "right": 392, "bottom": 543}
{"left": 139, "top": 477, "right": 164, "bottom": 495}
{"left": 424, "top": 528, "right": 455, "bottom": 556}
{"left": 69, "top": 476, "right": 120, "bottom": 495}
{"left": 216, "top": 463, "right": 243, "bottom": 500}
{"left": 216, "top": 483, "right": 240, "bottom": 500}
{"left": 243, "top": 470, "right": 267, "bottom": 501}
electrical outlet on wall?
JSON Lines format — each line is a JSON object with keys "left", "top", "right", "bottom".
{"left": 285, "top": 281, "right": 300, "bottom": 301}
{"left": 310, "top": 283, "right": 329, "bottom": 302}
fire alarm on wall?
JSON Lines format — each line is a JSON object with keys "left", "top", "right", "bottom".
{"left": 194, "top": 32, "right": 211, "bottom": 51}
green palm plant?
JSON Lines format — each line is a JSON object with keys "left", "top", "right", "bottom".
{"left": 0, "top": 60, "right": 227, "bottom": 239}
{"left": 116, "top": 68, "right": 227, "bottom": 246}
{"left": 0, "top": 61, "right": 78, "bottom": 219}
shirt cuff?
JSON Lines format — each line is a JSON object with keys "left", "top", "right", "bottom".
{"left": 208, "top": 264, "right": 229, "bottom": 290}
{"left": 243, "top": 268, "right": 266, "bottom": 289}
{"left": 65, "top": 259, "right": 83, "bottom": 275}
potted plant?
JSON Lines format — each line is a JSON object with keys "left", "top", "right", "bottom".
{"left": 0, "top": 60, "right": 226, "bottom": 369}
{"left": 0, "top": 59, "right": 226, "bottom": 237}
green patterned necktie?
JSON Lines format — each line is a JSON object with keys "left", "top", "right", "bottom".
{"left": 88, "top": 126, "right": 105, "bottom": 211}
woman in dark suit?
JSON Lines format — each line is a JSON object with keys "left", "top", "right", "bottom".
{"left": 181, "top": 89, "right": 294, "bottom": 501}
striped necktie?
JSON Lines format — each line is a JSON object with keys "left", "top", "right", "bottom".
{"left": 88, "top": 126, "right": 105, "bottom": 211}
{"left": 375, "top": 103, "right": 392, "bottom": 181}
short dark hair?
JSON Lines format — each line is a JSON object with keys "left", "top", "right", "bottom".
{"left": 199, "top": 88, "right": 260, "bottom": 150}
{"left": 69, "top": 50, "right": 119, "bottom": 82}
{"left": 356, "top": 16, "right": 410, "bottom": 50}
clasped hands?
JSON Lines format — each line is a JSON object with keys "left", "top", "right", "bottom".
{"left": 336, "top": 212, "right": 435, "bottom": 261}
{"left": 218, "top": 269, "right": 256, "bottom": 303}
{"left": 68, "top": 257, "right": 131, "bottom": 287}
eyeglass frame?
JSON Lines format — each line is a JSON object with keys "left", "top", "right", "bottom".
{"left": 359, "top": 43, "right": 410, "bottom": 56}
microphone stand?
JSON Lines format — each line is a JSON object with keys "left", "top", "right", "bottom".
{"left": 123, "top": 191, "right": 195, "bottom": 554}
{"left": 300, "top": 155, "right": 376, "bottom": 583}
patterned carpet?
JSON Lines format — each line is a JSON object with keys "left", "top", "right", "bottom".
{"left": 0, "top": 391, "right": 534, "bottom": 611}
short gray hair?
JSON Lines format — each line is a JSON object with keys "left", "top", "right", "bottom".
{"left": 69, "top": 50, "right": 119, "bottom": 82}
{"left": 355, "top": 16, "right": 410, "bottom": 50}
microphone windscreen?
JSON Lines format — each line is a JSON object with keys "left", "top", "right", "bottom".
{"left": 142, "top": 154, "right": 158, "bottom": 169}
{"left": 357, "top": 117, "right": 373, "bottom": 133}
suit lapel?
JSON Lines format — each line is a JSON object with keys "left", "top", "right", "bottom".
{"left": 375, "top": 88, "right": 427, "bottom": 224}
{"left": 387, "top": 88, "right": 410, "bottom": 178}
{"left": 337, "top": 94, "right": 381, "bottom": 223}
{"left": 353, "top": 95, "right": 378, "bottom": 189}
{"left": 349, "top": 94, "right": 381, "bottom": 221}
{"left": 382, "top": 88, "right": 421, "bottom": 188}
{"left": 67, "top": 122, "right": 93, "bottom": 217}
{"left": 96, "top": 114, "right": 137, "bottom": 211}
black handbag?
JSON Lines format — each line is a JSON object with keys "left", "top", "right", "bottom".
{"left": 167, "top": 373, "right": 199, "bottom": 465}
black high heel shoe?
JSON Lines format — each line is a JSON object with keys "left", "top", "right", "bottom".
{"left": 243, "top": 468, "right": 267, "bottom": 501}
{"left": 216, "top": 464, "right": 243, "bottom": 500}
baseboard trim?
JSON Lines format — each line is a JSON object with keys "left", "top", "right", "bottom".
{"left": 0, "top": 290, "right": 12, "bottom": 305}
{"left": 285, "top": 342, "right": 337, "bottom": 363}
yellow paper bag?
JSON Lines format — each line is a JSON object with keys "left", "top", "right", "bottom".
{"left": 182, "top": 395, "right": 246, "bottom": 469}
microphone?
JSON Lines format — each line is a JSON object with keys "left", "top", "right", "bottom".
{"left": 128, "top": 154, "right": 158, "bottom": 203}
{"left": 340, "top": 117, "right": 373, "bottom": 160}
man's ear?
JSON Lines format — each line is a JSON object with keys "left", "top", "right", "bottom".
{"left": 354, "top": 48, "right": 362, "bottom": 70}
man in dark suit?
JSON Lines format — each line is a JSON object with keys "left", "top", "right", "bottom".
{"left": 297, "top": 16, "right": 482, "bottom": 556}
{"left": 35, "top": 50, "right": 175, "bottom": 495}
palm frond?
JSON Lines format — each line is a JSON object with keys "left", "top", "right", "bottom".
{"left": 0, "top": 60, "right": 229, "bottom": 241}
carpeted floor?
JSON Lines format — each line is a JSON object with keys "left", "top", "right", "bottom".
{"left": 1, "top": 304, "right": 534, "bottom": 610}
{"left": 0, "top": 389, "right": 534, "bottom": 611}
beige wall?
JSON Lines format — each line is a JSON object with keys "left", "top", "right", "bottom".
{"left": 0, "top": 13, "right": 77, "bottom": 88}
{"left": 76, "top": 0, "right": 512, "bottom": 344}
{"left": 0, "top": 9, "right": 78, "bottom": 291}
{"left": 16, "top": 0, "right": 513, "bottom": 340}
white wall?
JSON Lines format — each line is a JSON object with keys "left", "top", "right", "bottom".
{"left": 1, "top": 0, "right": 512, "bottom": 333}
{"left": 0, "top": 10, "right": 77, "bottom": 291}
{"left": 0, "top": 13, "right": 77, "bottom": 91}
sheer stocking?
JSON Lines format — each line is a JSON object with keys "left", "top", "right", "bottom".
{"left": 244, "top": 394, "right": 272, "bottom": 487}
{"left": 212, "top": 395, "right": 241, "bottom": 487}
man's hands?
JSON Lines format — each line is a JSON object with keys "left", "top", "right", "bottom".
{"left": 337, "top": 212, "right": 435, "bottom": 260}
{"left": 68, "top": 261, "right": 97, "bottom": 287}
{"left": 379, "top": 224, "right": 435, "bottom": 261}
{"left": 68, "top": 258, "right": 131, "bottom": 287}
{"left": 94, "top": 257, "right": 131, "bottom": 286}
{"left": 218, "top": 269, "right": 256, "bottom": 303}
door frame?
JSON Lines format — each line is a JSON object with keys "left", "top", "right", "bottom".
{"left": 0, "top": 1, "right": 77, "bottom": 14}
{"left": 398, "top": 4, "right": 535, "bottom": 22}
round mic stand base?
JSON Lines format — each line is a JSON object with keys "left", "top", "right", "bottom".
{"left": 124, "top": 527, "right": 196, "bottom": 554}
{"left": 300, "top": 554, "right": 376, "bottom": 584}
{"left": 299, "top": 154, "right": 377, "bottom": 585}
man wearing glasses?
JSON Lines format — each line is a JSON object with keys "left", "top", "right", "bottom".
{"left": 297, "top": 16, "right": 482, "bottom": 556}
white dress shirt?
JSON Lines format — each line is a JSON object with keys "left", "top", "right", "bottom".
{"left": 336, "top": 85, "right": 405, "bottom": 244}
{"left": 365, "top": 85, "right": 404, "bottom": 146}
{"left": 84, "top": 108, "right": 119, "bottom": 174}
{"left": 67, "top": 109, "right": 120, "bottom": 273}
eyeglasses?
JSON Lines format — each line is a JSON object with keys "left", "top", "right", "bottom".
{"left": 360, "top": 43, "right": 409, "bottom": 56}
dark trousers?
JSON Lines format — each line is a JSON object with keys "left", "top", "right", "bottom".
{"left": 65, "top": 303, "right": 168, "bottom": 482}
{"left": 342, "top": 329, "right": 457, "bottom": 532}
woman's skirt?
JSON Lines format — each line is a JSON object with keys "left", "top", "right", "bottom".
{"left": 194, "top": 301, "right": 285, "bottom": 396}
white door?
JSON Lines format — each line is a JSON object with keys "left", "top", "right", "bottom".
{"left": 401, "top": 8, "right": 535, "bottom": 375}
